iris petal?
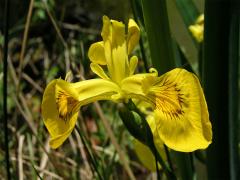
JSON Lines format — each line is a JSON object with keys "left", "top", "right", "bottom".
{"left": 143, "top": 68, "right": 212, "bottom": 152}
{"left": 129, "top": 56, "right": 138, "bottom": 76}
{"left": 127, "top": 19, "right": 140, "bottom": 54}
{"left": 42, "top": 78, "right": 121, "bottom": 149}
{"left": 88, "top": 41, "right": 107, "bottom": 65}
{"left": 100, "top": 16, "right": 129, "bottom": 84}
{"left": 42, "top": 79, "right": 80, "bottom": 149}
{"left": 90, "top": 63, "right": 109, "bottom": 79}
{"left": 72, "top": 79, "right": 120, "bottom": 104}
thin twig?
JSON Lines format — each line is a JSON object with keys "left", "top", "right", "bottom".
{"left": 39, "top": 138, "right": 50, "bottom": 179}
{"left": 18, "top": 135, "right": 25, "bottom": 180}
{"left": 164, "top": 144, "right": 174, "bottom": 171}
{"left": 11, "top": 157, "right": 63, "bottom": 180}
{"left": 22, "top": 73, "right": 44, "bottom": 93}
{"left": 8, "top": 58, "right": 63, "bottom": 176}
{"left": 17, "top": 0, "right": 34, "bottom": 92}
{"left": 13, "top": 96, "right": 36, "bottom": 134}
{"left": 9, "top": 58, "right": 37, "bottom": 134}
{"left": 74, "top": 129, "right": 93, "bottom": 179}
{"left": 94, "top": 102, "right": 136, "bottom": 180}
{"left": 3, "top": 0, "right": 11, "bottom": 178}
{"left": 75, "top": 126, "right": 104, "bottom": 180}
{"left": 68, "top": 135, "right": 77, "bottom": 154}
{"left": 78, "top": 75, "right": 136, "bottom": 180}
{"left": 41, "top": 0, "right": 67, "bottom": 49}
{"left": 60, "top": 22, "right": 99, "bottom": 35}
{"left": 41, "top": 0, "right": 70, "bottom": 73}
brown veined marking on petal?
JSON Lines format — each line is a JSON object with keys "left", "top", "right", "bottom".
{"left": 153, "top": 78, "right": 188, "bottom": 121}
{"left": 56, "top": 90, "right": 80, "bottom": 122}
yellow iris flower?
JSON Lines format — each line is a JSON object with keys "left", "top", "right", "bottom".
{"left": 42, "top": 16, "right": 212, "bottom": 152}
{"left": 189, "top": 14, "right": 204, "bottom": 43}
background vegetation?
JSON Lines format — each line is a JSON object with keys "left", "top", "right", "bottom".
{"left": 1, "top": 0, "right": 239, "bottom": 179}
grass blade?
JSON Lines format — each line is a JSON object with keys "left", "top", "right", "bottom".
{"left": 228, "top": 1, "right": 240, "bottom": 179}
{"left": 75, "top": 126, "right": 104, "bottom": 180}
{"left": 167, "top": 0, "right": 199, "bottom": 72}
{"left": 173, "top": 0, "right": 199, "bottom": 27}
{"left": 3, "top": 0, "right": 11, "bottom": 178}
{"left": 203, "top": 0, "right": 232, "bottom": 179}
{"left": 141, "top": 0, "right": 175, "bottom": 73}
{"left": 130, "top": 0, "right": 149, "bottom": 71}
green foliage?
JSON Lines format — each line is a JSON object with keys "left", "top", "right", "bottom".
{"left": 141, "top": 0, "right": 175, "bottom": 74}
{"left": 203, "top": 0, "right": 240, "bottom": 179}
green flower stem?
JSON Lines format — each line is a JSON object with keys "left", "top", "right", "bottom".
{"left": 164, "top": 145, "right": 173, "bottom": 171}
{"left": 119, "top": 100, "right": 176, "bottom": 179}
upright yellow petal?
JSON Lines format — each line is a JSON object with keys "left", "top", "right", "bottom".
{"left": 143, "top": 68, "right": 212, "bottom": 152}
{"left": 100, "top": 16, "right": 129, "bottom": 84}
{"left": 110, "top": 19, "right": 125, "bottom": 48}
{"left": 101, "top": 16, "right": 126, "bottom": 47}
{"left": 101, "top": 16, "right": 111, "bottom": 42}
{"left": 127, "top": 19, "right": 140, "bottom": 54}
{"left": 110, "top": 43, "right": 128, "bottom": 83}
{"left": 88, "top": 41, "right": 107, "bottom": 65}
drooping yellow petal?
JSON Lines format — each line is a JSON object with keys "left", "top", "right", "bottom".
{"left": 72, "top": 79, "right": 121, "bottom": 105}
{"left": 42, "top": 79, "right": 80, "bottom": 149}
{"left": 88, "top": 41, "right": 107, "bottom": 65}
{"left": 42, "top": 78, "right": 121, "bottom": 149}
{"left": 143, "top": 68, "right": 212, "bottom": 152}
{"left": 127, "top": 19, "right": 140, "bottom": 54}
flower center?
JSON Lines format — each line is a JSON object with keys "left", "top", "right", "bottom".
{"left": 56, "top": 90, "right": 80, "bottom": 121}
{"left": 152, "top": 81, "right": 188, "bottom": 120}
